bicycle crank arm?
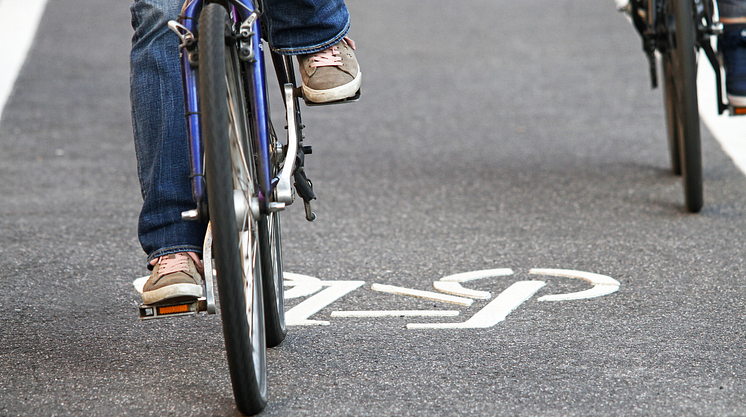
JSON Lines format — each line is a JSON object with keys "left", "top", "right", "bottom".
{"left": 275, "top": 83, "right": 299, "bottom": 205}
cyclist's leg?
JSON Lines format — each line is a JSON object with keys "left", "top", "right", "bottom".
{"left": 718, "top": 0, "right": 746, "bottom": 106}
{"left": 261, "top": 0, "right": 361, "bottom": 102}
{"left": 261, "top": 0, "right": 351, "bottom": 55}
{"left": 130, "top": 0, "right": 206, "bottom": 300}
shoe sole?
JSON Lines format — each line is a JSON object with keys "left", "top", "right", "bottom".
{"left": 142, "top": 283, "right": 203, "bottom": 305}
{"left": 728, "top": 93, "right": 746, "bottom": 107}
{"left": 303, "top": 71, "right": 362, "bottom": 103}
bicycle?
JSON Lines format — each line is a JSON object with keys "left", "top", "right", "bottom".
{"left": 619, "top": 0, "right": 740, "bottom": 213}
{"left": 132, "top": 0, "right": 358, "bottom": 414}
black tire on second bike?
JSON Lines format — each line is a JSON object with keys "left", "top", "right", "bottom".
{"left": 662, "top": 53, "right": 682, "bottom": 176}
{"left": 669, "top": 0, "right": 704, "bottom": 212}
{"left": 199, "top": 3, "right": 268, "bottom": 415}
{"left": 259, "top": 207, "right": 286, "bottom": 347}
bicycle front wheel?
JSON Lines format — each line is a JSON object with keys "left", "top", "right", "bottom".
{"left": 670, "top": 0, "right": 703, "bottom": 212}
{"left": 199, "top": 3, "right": 267, "bottom": 415}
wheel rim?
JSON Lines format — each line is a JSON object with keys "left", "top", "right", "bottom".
{"left": 225, "top": 44, "right": 267, "bottom": 397}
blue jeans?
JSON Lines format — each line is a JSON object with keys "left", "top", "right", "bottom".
{"left": 130, "top": 0, "right": 350, "bottom": 262}
{"left": 720, "top": 0, "right": 746, "bottom": 18}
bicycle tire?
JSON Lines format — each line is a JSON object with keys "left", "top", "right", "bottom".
{"left": 259, "top": 192, "right": 286, "bottom": 346}
{"left": 662, "top": 53, "right": 682, "bottom": 176}
{"left": 199, "top": 3, "right": 268, "bottom": 415}
{"left": 670, "top": 0, "right": 704, "bottom": 212}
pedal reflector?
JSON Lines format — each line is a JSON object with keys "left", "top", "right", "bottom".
{"left": 138, "top": 298, "right": 207, "bottom": 320}
{"left": 733, "top": 107, "right": 746, "bottom": 116}
{"left": 158, "top": 304, "right": 190, "bottom": 315}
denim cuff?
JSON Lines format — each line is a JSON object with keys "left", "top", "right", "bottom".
{"left": 271, "top": 19, "right": 350, "bottom": 56}
{"left": 147, "top": 245, "right": 203, "bottom": 268}
{"left": 719, "top": 0, "right": 746, "bottom": 19}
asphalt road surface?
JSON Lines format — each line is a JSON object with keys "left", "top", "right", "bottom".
{"left": 2, "top": 0, "right": 746, "bottom": 416}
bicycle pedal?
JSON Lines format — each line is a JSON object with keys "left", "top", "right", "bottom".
{"left": 729, "top": 105, "right": 746, "bottom": 116}
{"left": 303, "top": 89, "right": 361, "bottom": 107}
{"left": 139, "top": 298, "right": 207, "bottom": 320}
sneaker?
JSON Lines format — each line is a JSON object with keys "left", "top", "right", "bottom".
{"left": 142, "top": 252, "right": 203, "bottom": 305}
{"left": 298, "top": 37, "right": 362, "bottom": 103}
{"left": 720, "top": 25, "right": 746, "bottom": 107}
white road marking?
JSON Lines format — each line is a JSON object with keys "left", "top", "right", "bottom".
{"left": 283, "top": 272, "right": 323, "bottom": 299}
{"left": 0, "top": 0, "right": 49, "bottom": 120}
{"left": 433, "top": 281, "right": 492, "bottom": 299}
{"left": 285, "top": 280, "right": 365, "bottom": 326}
{"left": 331, "top": 310, "right": 460, "bottom": 318}
{"left": 698, "top": 49, "right": 746, "bottom": 175}
{"left": 530, "top": 268, "right": 620, "bottom": 301}
{"left": 133, "top": 276, "right": 148, "bottom": 295}
{"left": 406, "top": 281, "right": 546, "bottom": 329}
{"left": 432, "top": 268, "right": 514, "bottom": 300}
{"left": 439, "top": 268, "right": 514, "bottom": 282}
{"left": 371, "top": 283, "right": 474, "bottom": 306}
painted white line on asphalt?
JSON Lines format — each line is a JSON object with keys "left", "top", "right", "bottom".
{"left": 371, "top": 283, "right": 474, "bottom": 306}
{"left": 433, "top": 281, "right": 491, "bottom": 299}
{"left": 285, "top": 280, "right": 365, "bottom": 326}
{"left": 133, "top": 276, "right": 148, "bottom": 295}
{"left": 439, "top": 268, "right": 514, "bottom": 283}
{"left": 698, "top": 50, "right": 746, "bottom": 176}
{"left": 331, "top": 310, "right": 460, "bottom": 318}
{"left": 0, "top": 0, "right": 49, "bottom": 119}
{"left": 530, "top": 268, "right": 620, "bottom": 301}
{"left": 432, "top": 268, "right": 515, "bottom": 300}
{"left": 283, "top": 272, "right": 323, "bottom": 299}
{"left": 406, "top": 281, "right": 546, "bottom": 329}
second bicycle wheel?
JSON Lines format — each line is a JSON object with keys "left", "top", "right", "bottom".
{"left": 259, "top": 128, "right": 286, "bottom": 346}
{"left": 662, "top": 52, "right": 682, "bottom": 176}
{"left": 669, "top": 0, "right": 704, "bottom": 212}
{"left": 200, "top": 3, "right": 267, "bottom": 415}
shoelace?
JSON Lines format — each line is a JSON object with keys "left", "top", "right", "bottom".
{"left": 157, "top": 254, "right": 191, "bottom": 277}
{"left": 309, "top": 37, "right": 356, "bottom": 68}
{"left": 154, "top": 252, "right": 201, "bottom": 277}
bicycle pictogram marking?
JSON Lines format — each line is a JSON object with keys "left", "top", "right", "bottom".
{"left": 283, "top": 268, "right": 620, "bottom": 329}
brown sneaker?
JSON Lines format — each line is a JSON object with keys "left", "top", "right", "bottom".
{"left": 298, "top": 37, "right": 362, "bottom": 103}
{"left": 142, "top": 252, "right": 203, "bottom": 304}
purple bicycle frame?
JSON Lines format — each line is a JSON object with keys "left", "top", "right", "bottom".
{"left": 177, "top": 0, "right": 273, "bottom": 213}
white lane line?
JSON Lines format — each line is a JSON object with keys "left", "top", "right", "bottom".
{"left": 331, "top": 310, "right": 460, "bottom": 318}
{"left": 285, "top": 281, "right": 365, "bottom": 326}
{"left": 0, "top": 0, "right": 49, "bottom": 119}
{"left": 698, "top": 50, "right": 746, "bottom": 175}
{"left": 439, "top": 268, "right": 514, "bottom": 283}
{"left": 433, "top": 281, "right": 492, "bottom": 299}
{"left": 406, "top": 281, "right": 546, "bottom": 329}
{"left": 283, "top": 272, "right": 323, "bottom": 299}
{"left": 371, "top": 283, "right": 474, "bottom": 306}
{"left": 433, "top": 268, "right": 515, "bottom": 300}
{"left": 133, "top": 276, "right": 148, "bottom": 295}
{"left": 530, "top": 268, "right": 620, "bottom": 301}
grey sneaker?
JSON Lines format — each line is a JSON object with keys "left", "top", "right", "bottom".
{"left": 142, "top": 252, "right": 203, "bottom": 304}
{"left": 298, "top": 37, "right": 361, "bottom": 103}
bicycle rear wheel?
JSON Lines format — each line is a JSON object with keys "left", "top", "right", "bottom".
{"left": 259, "top": 147, "right": 286, "bottom": 347}
{"left": 199, "top": 3, "right": 267, "bottom": 415}
{"left": 669, "top": 0, "right": 703, "bottom": 212}
{"left": 662, "top": 53, "right": 682, "bottom": 176}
